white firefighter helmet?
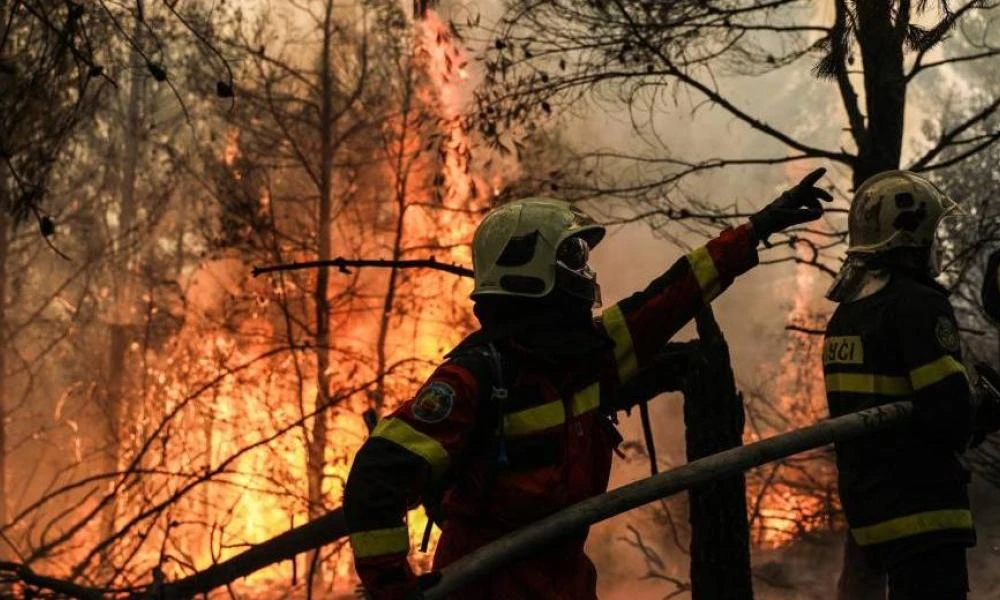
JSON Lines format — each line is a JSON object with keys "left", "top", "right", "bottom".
{"left": 471, "top": 198, "right": 606, "bottom": 302}
{"left": 844, "top": 170, "right": 955, "bottom": 255}
{"left": 827, "top": 170, "right": 956, "bottom": 302}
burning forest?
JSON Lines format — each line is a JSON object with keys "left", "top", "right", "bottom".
{"left": 2, "top": 1, "right": 1000, "bottom": 599}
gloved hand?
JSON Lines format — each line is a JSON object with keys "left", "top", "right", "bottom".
{"left": 971, "top": 363, "right": 1000, "bottom": 448}
{"left": 355, "top": 572, "right": 442, "bottom": 600}
{"left": 749, "top": 167, "right": 833, "bottom": 245}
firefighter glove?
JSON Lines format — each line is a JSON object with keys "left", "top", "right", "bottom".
{"left": 749, "top": 167, "right": 832, "bottom": 244}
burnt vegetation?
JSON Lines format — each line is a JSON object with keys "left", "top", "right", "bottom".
{"left": 0, "top": 0, "right": 998, "bottom": 599}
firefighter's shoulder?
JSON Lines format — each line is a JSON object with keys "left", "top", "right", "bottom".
{"left": 884, "top": 275, "right": 952, "bottom": 321}
{"left": 889, "top": 274, "right": 950, "bottom": 303}
{"left": 398, "top": 356, "right": 485, "bottom": 428}
{"left": 887, "top": 276, "right": 962, "bottom": 353}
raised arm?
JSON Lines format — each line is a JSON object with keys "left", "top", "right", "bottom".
{"left": 599, "top": 168, "right": 832, "bottom": 387}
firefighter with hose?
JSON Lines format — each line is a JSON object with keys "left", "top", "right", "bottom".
{"left": 343, "top": 169, "right": 832, "bottom": 599}
{"left": 824, "top": 170, "right": 1000, "bottom": 600}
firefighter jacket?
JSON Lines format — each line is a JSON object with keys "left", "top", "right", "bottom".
{"left": 982, "top": 248, "right": 1000, "bottom": 323}
{"left": 344, "top": 225, "right": 759, "bottom": 600}
{"left": 823, "top": 274, "right": 976, "bottom": 567}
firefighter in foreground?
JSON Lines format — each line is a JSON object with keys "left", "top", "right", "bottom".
{"left": 824, "top": 170, "right": 1000, "bottom": 600}
{"left": 344, "top": 169, "right": 831, "bottom": 599}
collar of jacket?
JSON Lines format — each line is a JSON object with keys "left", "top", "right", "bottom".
{"left": 447, "top": 311, "right": 613, "bottom": 366}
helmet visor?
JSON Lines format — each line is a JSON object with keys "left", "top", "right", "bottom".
{"left": 555, "top": 236, "right": 602, "bottom": 309}
{"left": 556, "top": 236, "right": 591, "bottom": 271}
{"left": 932, "top": 197, "right": 967, "bottom": 275}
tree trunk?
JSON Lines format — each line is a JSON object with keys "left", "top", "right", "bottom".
{"left": 854, "top": 0, "right": 907, "bottom": 186}
{"left": 683, "top": 307, "right": 753, "bottom": 600}
{"left": 306, "top": 0, "right": 337, "bottom": 581}
{"left": 101, "top": 19, "right": 144, "bottom": 549}
{"left": 0, "top": 210, "right": 8, "bottom": 534}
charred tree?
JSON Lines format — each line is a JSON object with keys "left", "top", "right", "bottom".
{"left": 100, "top": 17, "right": 145, "bottom": 552}
{"left": 683, "top": 307, "right": 753, "bottom": 600}
{"left": 305, "top": 0, "right": 338, "bottom": 583}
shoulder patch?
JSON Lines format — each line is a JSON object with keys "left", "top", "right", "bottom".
{"left": 411, "top": 382, "right": 456, "bottom": 423}
{"left": 934, "top": 316, "right": 960, "bottom": 353}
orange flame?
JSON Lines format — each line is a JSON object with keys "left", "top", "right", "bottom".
{"left": 20, "top": 9, "right": 491, "bottom": 596}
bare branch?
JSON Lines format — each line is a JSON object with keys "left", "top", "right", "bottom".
{"left": 253, "top": 257, "right": 474, "bottom": 278}
{"left": 909, "top": 96, "right": 1000, "bottom": 171}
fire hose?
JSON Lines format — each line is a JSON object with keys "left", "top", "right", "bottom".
{"left": 420, "top": 400, "right": 913, "bottom": 600}
{"left": 129, "top": 401, "right": 910, "bottom": 599}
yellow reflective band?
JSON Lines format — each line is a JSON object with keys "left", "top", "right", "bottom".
{"left": 372, "top": 418, "right": 450, "bottom": 479}
{"left": 350, "top": 526, "right": 409, "bottom": 559}
{"left": 571, "top": 383, "right": 601, "bottom": 417}
{"left": 910, "top": 355, "right": 967, "bottom": 391}
{"left": 852, "top": 509, "right": 974, "bottom": 546}
{"left": 824, "top": 372, "right": 912, "bottom": 396}
{"left": 688, "top": 246, "right": 722, "bottom": 302}
{"left": 503, "top": 400, "right": 565, "bottom": 436}
{"left": 602, "top": 304, "right": 639, "bottom": 383}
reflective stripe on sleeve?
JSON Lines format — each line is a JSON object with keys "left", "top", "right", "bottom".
{"left": 824, "top": 372, "right": 913, "bottom": 396}
{"left": 687, "top": 246, "right": 722, "bottom": 302}
{"left": 851, "top": 509, "right": 974, "bottom": 546}
{"left": 503, "top": 383, "right": 601, "bottom": 436}
{"left": 372, "top": 418, "right": 450, "bottom": 479}
{"left": 350, "top": 525, "right": 410, "bottom": 559}
{"left": 602, "top": 304, "right": 639, "bottom": 383}
{"left": 571, "top": 383, "right": 600, "bottom": 417}
{"left": 503, "top": 401, "right": 565, "bottom": 437}
{"left": 910, "top": 355, "right": 968, "bottom": 391}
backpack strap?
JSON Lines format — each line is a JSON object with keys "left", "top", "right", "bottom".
{"left": 420, "top": 342, "right": 509, "bottom": 552}
{"left": 484, "top": 342, "right": 510, "bottom": 466}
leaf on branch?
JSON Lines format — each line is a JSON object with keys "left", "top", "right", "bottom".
{"left": 541, "top": 101, "right": 551, "bottom": 114}
{"left": 905, "top": 22, "right": 951, "bottom": 52}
